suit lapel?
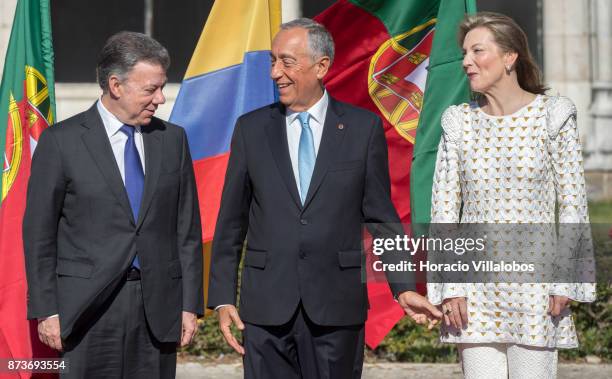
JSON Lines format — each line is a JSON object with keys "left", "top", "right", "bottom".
{"left": 302, "top": 98, "right": 346, "bottom": 209}
{"left": 136, "top": 124, "right": 162, "bottom": 228}
{"left": 80, "top": 104, "right": 135, "bottom": 224}
{"left": 266, "top": 105, "right": 302, "bottom": 209}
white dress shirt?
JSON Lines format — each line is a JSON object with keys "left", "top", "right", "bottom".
{"left": 96, "top": 99, "right": 146, "bottom": 180}
{"left": 285, "top": 90, "right": 328, "bottom": 198}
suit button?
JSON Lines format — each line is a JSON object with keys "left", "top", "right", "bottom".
{"left": 300, "top": 219, "right": 308, "bottom": 225}
{"left": 299, "top": 251, "right": 306, "bottom": 259}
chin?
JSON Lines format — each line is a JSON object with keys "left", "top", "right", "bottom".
{"left": 470, "top": 84, "right": 486, "bottom": 93}
{"left": 469, "top": 80, "right": 494, "bottom": 94}
{"left": 279, "top": 97, "right": 293, "bottom": 107}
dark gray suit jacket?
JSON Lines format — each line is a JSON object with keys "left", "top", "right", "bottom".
{"left": 207, "top": 97, "right": 414, "bottom": 326}
{"left": 23, "top": 103, "right": 203, "bottom": 342}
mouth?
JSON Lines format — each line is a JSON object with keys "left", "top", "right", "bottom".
{"left": 276, "top": 83, "right": 292, "bottom": 91}
{"left": 466, "top": 73, "right": 478, "bottom": 80}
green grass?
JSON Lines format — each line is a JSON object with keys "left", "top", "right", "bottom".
{"left": 589, "top": 201, "right": 612, "bottom": 223}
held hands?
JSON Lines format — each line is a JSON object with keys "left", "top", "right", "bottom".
{"left": 397, "top": 291, "right": 443, "bottom": 330}
{"left": 180, "top": 311, "right": 198, "bottom": 347}
{"left": 37, "top": 316, "right": 63, "bottom": 351}
{"left": 440, "top": 297, "right": 468, "bottom": 329}
{"left": 217, "top": 305, "right": 245, "bottom": 355}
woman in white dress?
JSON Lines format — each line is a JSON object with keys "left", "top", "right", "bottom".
{"left": 427, "top": 12, "right": 596, "bottom": 379}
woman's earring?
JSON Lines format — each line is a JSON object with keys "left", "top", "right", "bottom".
{"left": 505, "top": 65, "right": 512, "bottom": 75}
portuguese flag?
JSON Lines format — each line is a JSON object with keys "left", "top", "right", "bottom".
{"left": 0, "top": 0, "right": 57, "bottom": 371}
{"left": 316, "top": 0, "right": 475, "bottom": 348}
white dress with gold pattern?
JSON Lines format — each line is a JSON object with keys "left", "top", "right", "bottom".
{"left": 427, "top": 95, "right": 596, "bottom": 348}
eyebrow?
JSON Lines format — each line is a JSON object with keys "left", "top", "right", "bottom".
{"left": 270, "top": 52, "right": 296, "bottom": 60}
{"left": 144, "top": 81, "right": 166, "bottom": 89}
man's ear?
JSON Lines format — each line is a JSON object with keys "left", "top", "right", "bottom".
{"left": 107, "top": 74, "right": 123, "bottom": 99}
{"left": 315, "top": 56, "right": 331, "bottom": 79}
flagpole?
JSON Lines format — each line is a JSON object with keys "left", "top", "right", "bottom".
{"left": 467, "top": 0, "right": 477, "bottom": 14}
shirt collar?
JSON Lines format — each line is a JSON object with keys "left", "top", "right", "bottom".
{"left": 286, "top": 90, "right": 329, "bottom": 125}
{"left": 96, "top": 98, "right": 141, "bottom": 136}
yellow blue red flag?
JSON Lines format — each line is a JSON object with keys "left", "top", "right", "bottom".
{"left": 170, "top": 0, "right": 281, "bottom": 309}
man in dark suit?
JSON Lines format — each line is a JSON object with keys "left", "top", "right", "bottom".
{"left": 23, "top": 32, "right": 203, "bottom": 378}
{"left": 208, "top": 18, "right": 441, "bottom": 379}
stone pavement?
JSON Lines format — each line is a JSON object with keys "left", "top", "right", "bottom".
{"left": 177, "top": 362, "right": 611, "bottom": 378}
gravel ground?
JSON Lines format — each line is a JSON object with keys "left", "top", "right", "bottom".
{"left": 177, "top": 362, "right": 611, "bottom": 379}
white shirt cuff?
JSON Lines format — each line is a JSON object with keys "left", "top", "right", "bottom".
{"left": 38, "top": 314, "right": 59, "bottom": 321}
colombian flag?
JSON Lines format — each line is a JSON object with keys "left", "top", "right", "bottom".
{"left": 170, "top": 0, "right": 281, "bottom": 310}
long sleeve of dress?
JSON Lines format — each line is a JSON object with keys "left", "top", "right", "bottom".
{"left": 427, "top": 105, "right": 467, "bottom": 305}
{"left": 547, "top": 96, "right": 596, "bottom": 302}
{"left": 430, "top": 106, "right": 463, "bottom": 224}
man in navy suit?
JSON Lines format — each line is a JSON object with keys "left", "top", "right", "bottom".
{"left": 208, "top": 18, "right": 441, "bottom": 378}
{"left": 24, "top": 32, "right": 203, "bottom": 378}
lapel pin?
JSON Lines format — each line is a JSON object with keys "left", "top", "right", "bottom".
{"left": 338, "top": 123, "right": 344, "bottom": 130}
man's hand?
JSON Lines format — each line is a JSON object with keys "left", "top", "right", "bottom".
{"left": 180, "top": 311, "right": 198, "bottom": 347}
{"left": 38, "top": 317, "right": 62, "bottom": 351}
{"left": 549, "top": 295, "right": 570, "bottom": 317}
{"left": 217, "top": 305, "right": 245, "bottom": 355}
{"left": 440, "top": 297, "right": 468, "bottom": 329}
{"left": 397, "top": 291, "right": 443, "bottom": 330}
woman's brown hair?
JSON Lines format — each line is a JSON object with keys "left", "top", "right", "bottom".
{"left": 459, "top": 12, "right": 548, "bottom": 95}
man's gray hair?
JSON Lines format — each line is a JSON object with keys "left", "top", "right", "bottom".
{"left": 280, "top": 18, "right": 335, "bottom": 64}
{"left": 96, "top": 31, "right": 170, "bottom": 92}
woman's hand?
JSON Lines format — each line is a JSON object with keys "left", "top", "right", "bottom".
{"left": 548, "top": 295, "right": 570, "bottom": 317}
{"left": 440, "top": 297, "right": 468, "bottom": 329}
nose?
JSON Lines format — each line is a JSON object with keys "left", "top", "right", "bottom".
{"left": 153, "top": 88, "right": 166, "bottom": 105}
{"left": 270, "top": 60, "right": 282, "bottom": 81}
{"left": 462, "top": 53, "right": 471, "bottom": 71}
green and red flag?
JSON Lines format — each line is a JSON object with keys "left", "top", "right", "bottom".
{"left": 0, "top": 0, "right": 57, "bottom": 373}
{"left": 316, "top": 0, "right": 475, "bottom": 348}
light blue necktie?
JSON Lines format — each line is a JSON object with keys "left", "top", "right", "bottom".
{"left": 120, "top": 125, "right": 144, "bottom": 269}
{"left": 297, "top": 112, "right": 315, "bottom": 204}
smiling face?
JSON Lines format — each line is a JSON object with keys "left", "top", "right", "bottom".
{"left": 107, "top": 61, "right": 167, "bottom": 126}
{"left": 462, "top": 26, "right": 516, "bottom": 94}
{"left": 270, "top": 27, "right": 329, "bottom": 112}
